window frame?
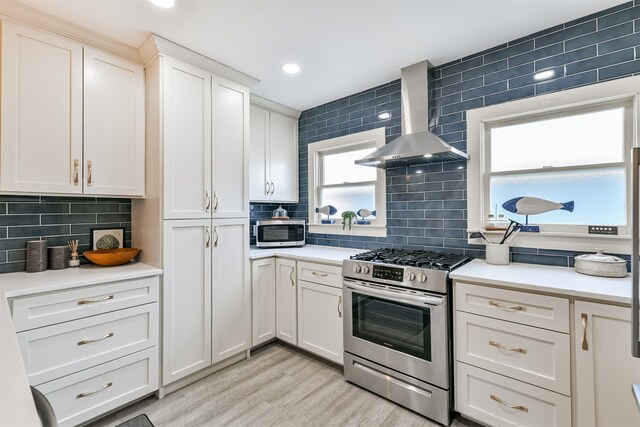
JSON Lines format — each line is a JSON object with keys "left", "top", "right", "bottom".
{"left": 467, "top": 75, "right": 640, "bottom": 253}
{"left": 307, "top": 127, "right": 387, "bottom": 237}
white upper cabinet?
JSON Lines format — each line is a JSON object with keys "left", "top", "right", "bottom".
{"left": 163, "top": 57, "right": 212, "bottom": 219}
{"left": 0, "top": 21, "right": 145, "bottom": 197}
{"left": 1, "top": 21, "right": 83, "bottom": 194}
{"left": 84, "top": 48, "right": 145, "bottom": 197}
{"left": 212, "top": 76, "right": 249, "bottom": 218}
{"left": 249, "top": 100, "right": 299, "bottom": 203}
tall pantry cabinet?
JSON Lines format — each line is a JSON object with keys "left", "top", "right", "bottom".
{"left": 133, "top": 35, "right": 258, "bottom": 390}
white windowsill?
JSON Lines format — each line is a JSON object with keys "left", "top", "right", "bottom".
{"left": 308, "top": 224, "right": 387, "bottom": 238}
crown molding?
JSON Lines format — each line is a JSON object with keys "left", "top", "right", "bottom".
{"left": 0, "top": 0, "right": 142, "bottom": 63}
{"left": 250, "top": 94, "right": 301, "bottom": 118}
{"left": 140, "top": 34, "right": 259, "bottom": 88}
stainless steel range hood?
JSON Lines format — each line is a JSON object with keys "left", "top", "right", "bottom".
{"left": 356, "top": 60, "right": 469, "bottom": 169}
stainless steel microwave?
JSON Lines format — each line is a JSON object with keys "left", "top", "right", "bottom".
{"left": 255, "top": 220, "right": 306, "bottom": 248}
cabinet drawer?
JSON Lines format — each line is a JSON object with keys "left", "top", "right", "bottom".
{"left": 11, "top": 276, "right": 159, "bottom": 332}
{"left": 456, "top": 363, "right": 571, "bottom": 427}
{"left": 18, "top": 303, "right": 158, "bottom": 385}
{"left": 297, "top": 261, "right": 342, "bottom": 288}
{"left": 36, "top": 348, "right": 158, "bottom": 427}
{"left": 455, "top": 282, "right": 569, "bottom": 333}
{"left": 456, "top": 312, "right": 570, "bottom": 395}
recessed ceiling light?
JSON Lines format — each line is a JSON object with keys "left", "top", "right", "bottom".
{"left": 149, "top": 0, "right": 175, "bottom": 8}
{"left": 424, "top": 154, "right": 434, "bottom": 158}
{"left": 282, "top": 63, "right": 301, "bottom": 74}
{"left": 378, "top": 112, "right": 391, "bottom": 120}
{"left": 533, "top": 70, "right": 555, "bottom": 81}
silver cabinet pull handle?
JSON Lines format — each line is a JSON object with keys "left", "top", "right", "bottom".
{"left": 78, "top": 295, "right": 114, "bottom": 305}
{"left": 205, "top": 226, "right": 211, "bottom": 248}
{"left": 214, "top": 226, "right": 219, "bottom": 247}
{"left": 76, "top": 382, "right": 112, "bottom": 399}
{"left": 290, "top": 269, "right": 295, "bottom": 286}
{"left": 311, "top": 271, "right": 328, "bottom": 277}
{"left": 489, "top": 300, "right": 526, "bottom": 311}
{"left": 73, "top": 159, "right": 79, "bottom": 186}
{"left": 490, "top": 394, "right": 528, "bottom": 412}
{"left": 205, "top": 190, "right": 211, "bottom": 212}
{"left": 338, "top": 295, "right": 342, "bottom": 318}
{"left": 213, "top": 191, "right": 219, "bottom": 212}
{"left": 265, "top": 181, "right": 270, "bottom": 196}
{"left": 489, "top": 340, "right": 527, "bottom": 354}
{"left": 87, "top": 160, "right": 93, "bottom": 186}
{"left": 271, "top": 181, "right": 275, "bottom": 195}
{"left": 581, "top": 313, "right": 589, "bottom": 350}
{"left": 78, "top": 332, "right": 114, "bottom": 346}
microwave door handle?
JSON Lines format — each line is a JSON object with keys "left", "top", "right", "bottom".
{"left": 345, "top": 282, "right": 444, "bottom": 307}
{"left": 632, "top": 147, "right": 640, "bottom": 358}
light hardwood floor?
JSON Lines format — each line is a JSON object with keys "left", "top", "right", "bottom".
{"left": 89, "top": 343, "right": 480, "bottom": 427}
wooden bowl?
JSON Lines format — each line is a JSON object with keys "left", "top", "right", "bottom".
{"left": 83, "top": 248, "right": 140, "bottom": 266}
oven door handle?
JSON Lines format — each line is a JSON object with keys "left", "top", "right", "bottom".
{"left": 345, "top": 282, "right": 444, "bottom": 307}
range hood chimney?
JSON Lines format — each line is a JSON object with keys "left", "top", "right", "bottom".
{"left": 355, "top": 60, "right": 469, "bottom": 169}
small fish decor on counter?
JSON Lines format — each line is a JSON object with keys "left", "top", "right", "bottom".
{"left": 502, "top": 196, "right": 574, "bottom": 232}
{"left": 342, "top": 210, "right": 357, "bottom": 230}
{"left": 315, "top": 205, "right": 337, "bottom": 224}
{"left": 356, "top": 208, "right": 376, "bottom": 225}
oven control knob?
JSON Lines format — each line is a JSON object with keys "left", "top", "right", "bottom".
{"left": 408, "top": 272, "right": 416, "bottom": 281}
{"left": 417, "top": 273, "right": 427, "bottom": 283}
{"left": 354, "top": 265, "right": 361, "bottom": 273}
{"left": 362, "top": 266, "right": 370, "bottom": 274}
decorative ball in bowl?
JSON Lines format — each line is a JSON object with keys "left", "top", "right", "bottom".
{"left": 83, "top": 248, "right": 140, "bottom": 266}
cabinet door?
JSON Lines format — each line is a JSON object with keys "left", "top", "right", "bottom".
{"left": 269, "top": 111, "right": 299, "bottom": 203}
{"left": 276, "top": 259, "right": 297, "bottom": 345}
{"left": 249, "top": 105, "right": 270, "bottom": 202}
{"left": 1, "top": 22, "right": 83, "bottom": 194}
{"left": 251, "top": 258, "right": 276, "bottom": 347}
{"left": 297, "top": 280, "right": 343, "bottom": 364}
{"left": 212, "top": 76, "right": 249, "bottom": 218}
{"left": 212, "top": 219, "right": 250, "bottom": 363}
{"left": 162, "top": 220, "right": 212, "bottom": 385}
{"left": 163, "top": 57, "right": 211, "bottom": 219}
{"left": 575, "top": 301, "right": 640, "bottom": 427}
{"left": 84, "top": 48, "right": 145, "bottom": 197}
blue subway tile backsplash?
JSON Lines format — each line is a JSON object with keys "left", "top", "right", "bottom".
{"left": 251, "top": 1, "right": 640, "bottom": 268}
{"left": 0, "top": 196, "right": 132, "bottom": 273}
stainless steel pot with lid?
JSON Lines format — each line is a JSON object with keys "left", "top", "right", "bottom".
{"left": 574, "top": 249, "right": 628, "bottom": 278}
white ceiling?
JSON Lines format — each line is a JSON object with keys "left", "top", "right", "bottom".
{"left": 16, "top": 0, "right": 626, "bottom": 111}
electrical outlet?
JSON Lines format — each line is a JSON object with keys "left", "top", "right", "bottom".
{"left": 588, "top": 226, "right": 618, "bottom": 235}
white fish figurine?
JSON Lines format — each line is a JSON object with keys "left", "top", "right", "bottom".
{"left": 502, "top": 197, "right": 574, "bottom": 216}
{"left": 356, "top": 208, "right": 376, "bottom": 218}
{"left": 315, "top": 205, "right": 337, "bottom": 217}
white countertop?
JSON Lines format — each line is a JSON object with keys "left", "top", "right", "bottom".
{"left": 0, "top": 263, "right": 162, "bottom": 427}
{"left": 451, "top": 259, "right": 633, "bottom": 305}
{"left": 250, "top": 245, "right": 361, "bottom": 266}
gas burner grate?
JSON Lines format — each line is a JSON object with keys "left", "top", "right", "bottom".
{"left": 350, "top": 248, "right": 469, "bottom": 271}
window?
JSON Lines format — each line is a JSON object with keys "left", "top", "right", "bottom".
{"left": 467, "top": 75, "right": 639, "bottom": 252}
{"left": 308, "top": 128, "right": 387, "bottom": 237}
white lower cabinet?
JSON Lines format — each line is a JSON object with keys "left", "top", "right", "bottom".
{"left": 211, "top": 219, "right": 250, "bottom": 363}
{"left": 162, "top": 220, "right": 212, "bottom": 385}
{"left": 10, "top": 274, "right": 160, "bottom": 427}
{"left": 297, "top": 280, "right": 343, "bottom": 364}
{"left": 456, "top": 362, "right": 571, "bottom": 427}
{"left": 574, "top": 301, "right": 640, "bottom": 427}
{"left": 36, "top": 348, "right": 158, "bottom": 427}
{"left": 251, "top": 258, "right": 276, "bottom": 346}
{"left": 276, "top": 259, "right": 297, "bottom": 345}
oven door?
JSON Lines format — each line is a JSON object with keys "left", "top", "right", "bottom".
{"left": 343, "top": 280, "right": 449, "bottom": 389}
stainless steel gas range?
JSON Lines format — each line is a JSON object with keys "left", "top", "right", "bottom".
{"left": 342, "top": 249, "right": 470, "bottom": 426}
